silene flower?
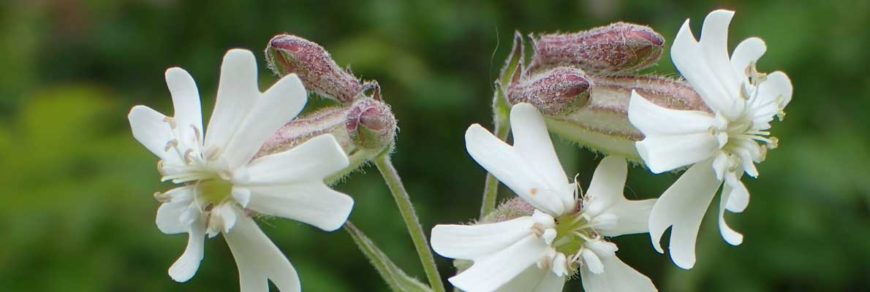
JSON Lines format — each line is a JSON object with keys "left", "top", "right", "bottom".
{"left": 431, "top": 103, "right": 657, "bottom": 292}
{"left": 128, "top": 49, "right": 354, "bottom": 291}
{"left": 627, "top": 10, "right": 793, "bottom": 269}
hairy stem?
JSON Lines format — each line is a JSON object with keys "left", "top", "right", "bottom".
{"left": 374, "top": 154, "right": 445, "bottom": 292}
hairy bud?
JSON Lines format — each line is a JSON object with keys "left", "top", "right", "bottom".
{"left": 506, "top": 66, "right": 591, "bottom": 115}
{"left": 481, "top": 197, "right": 535, "bottom": 224}
{"left": 544, "top": 75, "right": 706, "bottom": 160}
{"left": 346, "top": 95, "right": 397, "bottom": 152}
{"left": 266, "top": 34, "right": 363, "bottom": 103}
{"left": 257, "top": 94, "right": 397, "bottom": 183}
{"left": 529, "top": 23, "right": 665, "bottom": 75}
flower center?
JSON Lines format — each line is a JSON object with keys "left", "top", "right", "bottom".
{"left": 533, "top": 209, "right": 600, "bottom": 276}
{"left": 552, "top": 211, "right": 596, "bottom": 256}
{"left": 197, "top": 178, "right": 234, "bottom": 209}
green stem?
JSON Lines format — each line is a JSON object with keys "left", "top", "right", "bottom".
{"left": 374, "top": 154, "right": 445, "bottom": 292}
{"left": 480, "top": 87, "right": 511, "bottom": 219}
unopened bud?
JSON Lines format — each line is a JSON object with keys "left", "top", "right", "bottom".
{"left": 529, "top": 23, "right": 664, "bottom": 75}
{"left": 481, "top": 197, "right": 535, "bottom": 224}
{"left": 257, "top": 93, "right": 397, "bottom": 184}
{"left": 544, "top": 75, "right": 706, "bottom": 160}
{"left": 266, "top": 34, "right": 363, "bottom": 103}
{"left": 506, "top": 66, "right": 591, "bottom": 115}
{"left": 346, "top": 95, "right": 397, "bottom": 152}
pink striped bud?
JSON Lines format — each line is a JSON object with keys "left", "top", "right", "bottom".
{"left": 506, "top": 66, "right": 591, "bottom": 115}
{"left": 266, "top": 34, "right": 363, "bottom": 103}
{"left": 529, "top": 23, "right": 664, "bottom": 75}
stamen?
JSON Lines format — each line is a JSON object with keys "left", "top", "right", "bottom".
{"left": 154, "top": 191, "right": 169, "bottom": 203}
{"left": 190, "top": 125, "right": 202, "bottom": 144}
{"left": 164, "top": 139, "right": 179, "bottom": 152}
{"left": 163, "top": 116, "right": 177, "bottom": 129}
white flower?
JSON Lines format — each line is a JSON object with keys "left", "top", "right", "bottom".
{"left": 431, "top": 103, "right": 656, "bottom": 292}
{"left": 128, "top": 49, "right": 354, "bottom": 291}
{"left": 627, "top": 10, "right": 793, "bottom": 269}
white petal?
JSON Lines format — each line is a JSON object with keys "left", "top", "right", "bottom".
{"left": 671, "top": 12, "right": 743, "bottom": 119}
{"left": 232, "top": 187, "right": 252, "bottom": 208}
{"left": 495, "top": 265, "right": 565, "bottom": 292}
{"left": 449, "top": 236, "right": 549, "bottom": 292}
{"left": 533, "top": 272, "right": 565, "bottom": 292}
{"left": 224, "top": 214, "right": 301, "bottom": 292}
{"left": 128, "top": 105, "right": 180, "bottom": 163}
{"left": 204, "top": 49, "right": 260, "bottom": 158}
{"left": 431, "top": 216, "right": 535, "bottom": 260}
{"left": 595, "top": 199, "right": 656, "bottom": 237}
{"left": 730, "top": 37, "right": 766, "bottom": 81}
{"left": 581, "top": 249, "right": 604, "bottom": 274}
{"left": 154, "top": 186, "right": 195, "bottom": 231}
{"left": 628, "top": 91, "right": 717, "bottom": 136}
{"left": 165, "top": 67, "right": 204, "bottom": 147}
{"left": 244, "top": 182, "right": 353, "bottom": 231}
{"left": 718, "top": 181, "right": 744, "bottom": 246}
{"left": 751, "top": 71, "right": 793, "bottom": 128}
{"left": 637, "top": 133, "right": 720, "bottom": 173}
{"left": 221, "top": 74, "right": 308, "bottom": 169}
{"left": 724, "top": 172, "right": 750, "bottom": 212}
{"left": 168, "top": 219, "right": 206, "bottom": 282}
{"left": 580, "top": 254, "right": 657, "bottom": 292}
{"left": 648, "top": 161, "right": 721, "bottom": 269}
{"left": 761, "top": 71, "right": 793, "bottom": 109}
{"left": 241, "top": 134, "right": 349, "bottom": 185}
{"left": 156, "top": 202, "right": 193, "bottom": 234}
{"left": 509, "top": 103, "right": 572, "bottom": 208}
{"left": 583, "top": 157, "right": 656, "bottom": 236}
{"left": 585, "top": 156, "right": 628, "bottom": 216}
{"left": 699, "top": 10, "right": 742, "bottom": 96}
{"left": 465, "top": 124, "right": 569, "bottom": 215}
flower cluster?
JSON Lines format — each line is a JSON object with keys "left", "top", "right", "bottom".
{"left": 126, "top": 8, "right": 791, "bottom": 292}
{"left": 431, "top": 8, "right": 792, "bottom": 292}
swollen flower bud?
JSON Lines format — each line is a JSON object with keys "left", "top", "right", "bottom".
{"left": 266, "top": 34, "right": 363, "bottom": 103}
{"left": 529, "top": 23, "right": 665, "bottom": 75}
{"left": 256, "top": 92, "right": 396, "bottom": 184}
{"left": 506, "top": 66, "right": 591, "bottom": 115}
{"left": 544, "top": 75, "right": 707, "bottom": 160}
{"left": 346, "top": 95, "right": 397, "bottom": 152}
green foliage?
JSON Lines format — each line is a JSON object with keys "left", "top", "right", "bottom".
{"left": 0, "top": 0, "right": 867, "bottom": 291}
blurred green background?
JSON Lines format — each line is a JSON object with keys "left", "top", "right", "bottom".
{"left": 1, "top": 0, "right": 867, "bottom": 291}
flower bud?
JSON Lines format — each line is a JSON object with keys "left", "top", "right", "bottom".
{"left": 346, "top": 94, "right": 397, "bottom": 152}
{"left": 529, "top": 23, "right": 665, "bottom": 75}
{"left": 544, "top": 75, "right": 706, "bottom": 160}
{"left": 481, "top": 197, "right": 535, "bottom": 223}
{"left": 256, "top": 92, "right": 396, "bottom": 184}
{"left": 266, "top": 34, "right": 363, "bottom": 103}
{"left": 506, "top": 66, "right": 591, "bottom": 115}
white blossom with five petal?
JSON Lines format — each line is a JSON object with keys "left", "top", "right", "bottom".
{"left": 128, "top": 49, "right": 354, "bottom": 291}
{"left": 627, "top": 10, "right": 793, "bottom": 269}
{"left": 431, "top": 103, "right": 657, "bottom": 292}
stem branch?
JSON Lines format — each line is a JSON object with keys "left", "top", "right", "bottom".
{"left": 375, "top": 154, "right": 445, "bottom": 292}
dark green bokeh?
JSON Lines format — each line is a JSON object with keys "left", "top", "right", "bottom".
{"left": 1, "top": 0, "right": 867, "bottom": 291}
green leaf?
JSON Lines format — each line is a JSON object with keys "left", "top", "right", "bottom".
{"left": 344, "top": 222, "right": 433, "bottom": 292}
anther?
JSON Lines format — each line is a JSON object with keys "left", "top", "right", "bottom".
{"left": 164, "top": 139, "right": 179, "bottom": 152}
{"left": 163, "top": 116, "right": 177, "bottom": 129}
